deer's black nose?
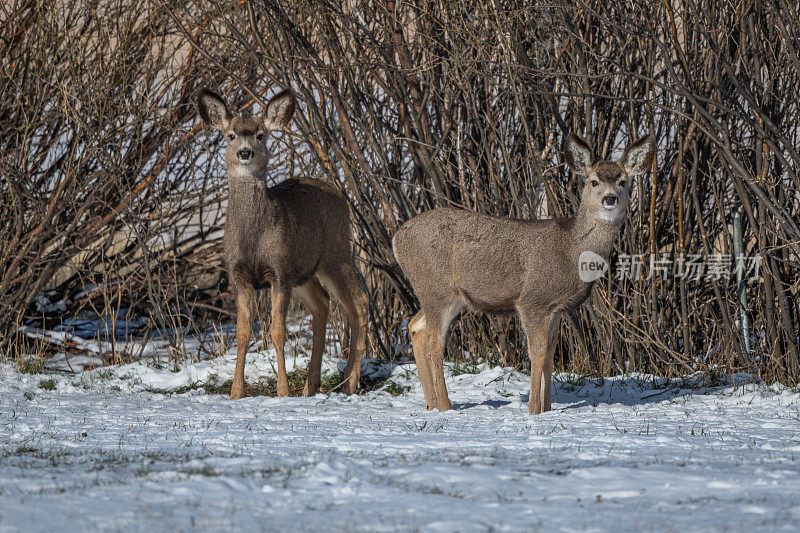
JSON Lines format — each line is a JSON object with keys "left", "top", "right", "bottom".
{"left": 602, "top": 194, "right": 618, "bottom": 207}
{"left": 238, "top": 149, "right": 252, "bottom": 160}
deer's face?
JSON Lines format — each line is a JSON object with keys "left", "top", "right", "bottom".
{"left": 580, "top": 162, "right": 631, "bottom": 224}
{"left": 223, "top": 117, "right": 268, "bottom": 172}
{"left": 564, "top": 133, "right": 656, "bottom": 225}
{"left": 197, "top": 88, "right": 296, "bottom": 178}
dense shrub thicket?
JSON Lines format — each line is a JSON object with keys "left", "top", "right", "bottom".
{"left": 2, "top": 0, "right": 798, "bottom": 382}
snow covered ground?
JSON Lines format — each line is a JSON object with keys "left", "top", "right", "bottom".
{"left": 1, "top": 344, "right": 799, "bottom": 532}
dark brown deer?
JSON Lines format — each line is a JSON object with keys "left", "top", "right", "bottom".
{"left": 393, "top": 134, "right": 655, "bottom": 414}
{"left": 197, "top": 88, "right": 368, "bottom": 399}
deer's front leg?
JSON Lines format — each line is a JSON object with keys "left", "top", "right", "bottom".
{"left": 231, "top": 285, "right": 255, "bottom": 400}
{"left": 270, "top": 285, "right": 291, "bottom": 397}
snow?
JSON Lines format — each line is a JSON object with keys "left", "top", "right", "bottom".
{"left": 1, "top": 345, "right": 799, "bottom": 532}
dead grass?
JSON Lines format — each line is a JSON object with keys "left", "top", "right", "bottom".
{"left": 155, "top": 365, "right": 407, "bottom": 398}
{"left": 182, "top": 368, "right": 345, "bottom": 398}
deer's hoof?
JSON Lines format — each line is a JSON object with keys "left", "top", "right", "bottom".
{"left": 229, "top": 386, "right": 244, "bottom": 400}
{"left": 277, "top": 382, "right": 289, "bottom": 397}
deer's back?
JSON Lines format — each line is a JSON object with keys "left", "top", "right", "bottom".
{"left": 393, "top": 207, "right": 588, "bottom": 315}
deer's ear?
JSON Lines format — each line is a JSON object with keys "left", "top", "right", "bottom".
{"left": 621, "top": 134, "right": 656, "bottom": 176}
{"left": 263, "top": 89, "right": 296, "bottom": 130}
{"left": 196, "top": 89, "right": 231, "bottom": 130}
{"left": 564, "top": 134, "right": 593, "bottom": 175}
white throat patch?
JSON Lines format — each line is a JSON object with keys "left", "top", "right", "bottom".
{"left": 598, "top": 207, "right": 619, "bottom": 222}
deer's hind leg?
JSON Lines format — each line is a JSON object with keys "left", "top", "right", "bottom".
{"left": 543, "top": 315, "right": 560, "bottom": 412}
{"left": 426, "top": 328, "right": 451, "bottom": 411}
{"left": 409, "top": 311, "right": 438, "bottom": 410}
{"left": 270, "top": 284, "right": 292, "bottom": 397}
{"left": 520, "top": 311, "right": 556, "bottom": 415}
{"left": 414, "top": 297, "right": 461, "bottom": 412}
{"left": 318, "top": 262, "right": 368, "bottom": 395}
{"left": 295, "top": 278, "right": 330, "bottom": 396}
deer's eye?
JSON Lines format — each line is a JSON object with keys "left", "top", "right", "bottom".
{"left": 256, "top": 133, "right": 264, "bottom": 141}
{"left": 228, "top": 133, "right": 235, "bottom": 141}
{"left": 590, "top": 179, "right": 599, "bottom": 187}
{"left": 618, "top": 179, "right": 627, "bottom": 188}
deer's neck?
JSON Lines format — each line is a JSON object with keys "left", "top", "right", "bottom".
{"left": 569, "top": 204, "right": 622, "bottom": 260}
{"left": 226, "top": 171, "right": 278, "bottom": 230}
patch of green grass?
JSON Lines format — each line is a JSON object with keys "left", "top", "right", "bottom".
{"left": 320, "top": 371, "right": 346, "bottom": 392}
{"left": 351, "top": 370, "right": 409, "bottom": 396}
{"left": 382, "top": 380, "right": 411, "bottom": 396}
{"left": 38, "top": 379, "right": 56, "bottom": 391}
{"left": 452, "top": 358, "right": 482, "bottom": 375}
{"left": 150, "top": 359, "right": 181, "bottom": 373}
{"left": 161, "top": 367, "right": 351, "bottom": 398}
{"left": 93, "top": 369, "right": 115, "bottom": 381}
{"left": 16, "top": 356, "right": 46, "bottom": 374}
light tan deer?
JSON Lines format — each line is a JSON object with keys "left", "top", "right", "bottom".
{"left": 393, "top": 133, "right": 655, "bottom": 414}
{"left": 196, "top": 87, "right": 368, "bottom": 399}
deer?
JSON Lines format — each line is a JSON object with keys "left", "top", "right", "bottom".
{"left": 196, "top": 87, "right": 369, "bottom": 400}
{"left": 392, "top": 133, "right": 656, "bottom": 414}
